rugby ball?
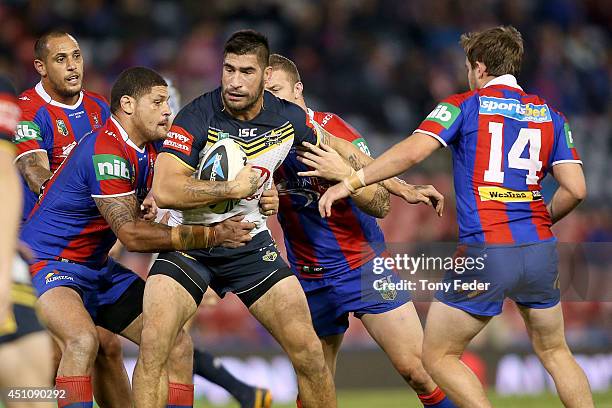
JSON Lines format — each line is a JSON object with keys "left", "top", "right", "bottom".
{"left": 197, "top": 138, "right": 247, "bottom": 214}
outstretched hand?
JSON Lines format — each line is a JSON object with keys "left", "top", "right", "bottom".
{"left": 297, "top": 142, "right": 352, "bottom": 181}
{"left": 318, "top": 182, "right": 351, "bottom": 217}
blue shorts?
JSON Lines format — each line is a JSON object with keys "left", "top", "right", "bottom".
{"left": 31, "top": 258, "right": 144, "bottom": 333}
{"left": 299, "top": 258, "right": 410, "bottom": 337}
{"left": 435, "top": 240, "right": 560, "bottom": 316}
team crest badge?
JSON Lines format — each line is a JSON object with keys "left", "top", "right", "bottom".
{"left": 56, "top": 119, "right": 69, "bottom": 136}
{"left": 262, "top": 250, "right": 278, "bottom": 262}
{"left": 91, "top": 113, "right": 101, "bottom": 128}
{"left": 266, "top": 129, "right": 282, "bottom": 146}
{"left": 375, "top": 275, "right": 397, "bottom": 301}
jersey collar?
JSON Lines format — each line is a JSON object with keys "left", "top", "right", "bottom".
{"left": 35, "top": 82, "right": 84, "bottom": 109}
{"left": 482, "top": 74, "right": 523, "bottom": 91}
{"left": 110, "top": 116, "right": 145, "bottom": 153}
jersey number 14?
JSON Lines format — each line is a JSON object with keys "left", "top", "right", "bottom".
{"left": 483, "top": 121, "right": 542, "bottom": 185}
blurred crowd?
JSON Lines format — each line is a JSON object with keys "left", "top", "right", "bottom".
{"left": 2, "top": 0, "right": 610, "bottom": 351}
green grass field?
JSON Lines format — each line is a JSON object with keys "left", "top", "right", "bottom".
{"left": 195, "top": 389, "right": 612, "bottom": 407}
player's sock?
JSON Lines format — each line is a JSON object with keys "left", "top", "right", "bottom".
{"left": 418, "top": 387, "right": 457, "bottom": 407}
{"left": 55, "top": 376, "right": 93, "bottom": 408}
{"left": 193, "top": 348, "right": 260, "bottom": 406}
{"left": 167, "top": 382, "right": 194, "bottom": 408}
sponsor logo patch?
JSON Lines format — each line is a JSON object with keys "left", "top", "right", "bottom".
{"left": 14, "top": 121, "right": 42, "bottom": 143}
{"left": 352, "top": 137, "right": 371, "bottom": 156}
{"left": 426, "top": 102, "right": 461, "bottom": 129}
{"left": 479, "top": 96, "right": 552, "bottom": 122}
{"left": 564, "top": 122, "right": 574, "bottom": 148}
{"left": 92, "top": 154, "right": 131, "bottom": 181}
{"left": 163, "top": 126, "right": 193, "bottom": 155}
{"left": 478, "top": 186, "right": 543, "bottom": 202}
{"left": 45, "top": 271, "right": 74, "bottom": 284}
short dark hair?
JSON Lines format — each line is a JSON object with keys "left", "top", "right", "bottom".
{"left": 269, "top": 54, "right": 301, "bottom": 85}
{"left": 34, "top": 31, "right": 74, "bottom": 60}
{"left": 110, "top": 67, "right": 167, "bottom": 114}
{"left": 223, "top": 30, "right": 270, "bottom": 68}
{"left": 460, "top": 26, "right": 524, "bottom": 77}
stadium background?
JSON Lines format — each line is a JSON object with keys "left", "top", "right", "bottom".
{"left": 2, "top": 0, "right": 610, "bottom": 406}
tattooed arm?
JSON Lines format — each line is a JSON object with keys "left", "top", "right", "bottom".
{"left": 15, "top": 151, "right": 52, "bottom": 194}
{"left": 296, "top": 143, "right": 390, "bottom": 218}
{"left": 307, "top": 128, "right": 444, "bottom": 216}
{"left": 94, "top": 193, "right": 255, "bottom": 251}
{"left": 153, "top": 153, "right": 260, "bottom": 210}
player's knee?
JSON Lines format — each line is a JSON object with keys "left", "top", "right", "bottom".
{"left": 290, "top": 336, "right": 327, "bottom": 375}
{"left": 394, "top": 357, "right": 431, "bottom": 387}
{"left": 421, "top": 349, "right": 443, "bottom": 378}
{"left": 532, "top": 336, "right": 570, "bottom": 363}
{"left": 64, "top": 329, "right": 99, "bottom": 362}
{"left": 139, "top": 325, "right": 174, "bottom": 369}
{"left": 97, "top": 332, "right": 123, "bottom": 360}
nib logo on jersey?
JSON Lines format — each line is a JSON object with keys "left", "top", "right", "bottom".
{"left": 93, "top": 154, "right": 131, "bottom": 181}
{"left": 45, "top": 271, "right": 74, "bottom": 285}
{"left": 426, "top": 103, "right": 460, "bottom": 129}
{"left": 479, "top": 96, "right": 552, "bottom": 123}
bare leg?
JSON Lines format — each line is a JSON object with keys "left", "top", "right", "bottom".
{"left": 518, "top": 303, "right": 594, "bottom": 408}
{"left": 361, "top": 303, "right": 437, "bottom": 395}
{"left": 249, "top": 276, "right": 336, "bottom": 408}
{"left": 131, "top": 275, "right": 196, "bottom": 408}
{"left": 92, "top": 327, "right": 132, "bottom": 408}
{"left": 319, "top": 334, "right": 343, "bottom": 377}
{"left": 0, "top": 331, "right": 54, "bottom": 408}
{"left": 37, "top": 287, "right": 100, "bottom": 377}
{"left": 422, "top": 302, "right": 491, "bottom": 408}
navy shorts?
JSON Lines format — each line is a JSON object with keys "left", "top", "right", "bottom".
{"left": 31, "top": 258, "right": 144, "bottom": 333}
{"left": 150, "top": 231, "right": 292, "bottom": 307}
{"left": 299, "top": 257, "right": 410, "bottom": 338}
{"left": 435, "top": 240, "right": 560, "bottom": 316}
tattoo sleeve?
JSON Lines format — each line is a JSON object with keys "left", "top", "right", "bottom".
{"left": 94, "top": 194, "right": 214, "bottom": 252}
{"left": 181, "top": 178, "right": 240, "bottom": 209}
{"left": 351, "top": 183, "right": 390, "bottom": 218}
{"left": 94, "top": 194, "right": 174, "bottom": 252}
{"left": 15, "top": 151, "right": 52, "bottom": 194}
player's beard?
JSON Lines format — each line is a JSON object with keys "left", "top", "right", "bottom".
{"left": 222, "top": 80, "right": 264, "bottom": 114}
{"left": 50, "top": 76, "right": 82, "bottom": 99}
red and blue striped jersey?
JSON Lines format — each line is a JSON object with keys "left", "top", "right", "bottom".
{"left": 416, "top": 75, "right": 581, "bottom": 244}
{"left": 14, "top": 82, "right": 110, "bottom": 222}
{"left": 21, "top": 117, "right": 157, "bottom": 269}
{"left": 275, "top": 109, "right": 386, "bottom": 278}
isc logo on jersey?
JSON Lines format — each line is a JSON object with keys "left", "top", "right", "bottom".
{"left": 479, "top": 97, "right": 552, "bottom": 122}
{"left": 426, "top": 103, "right": 460, "bottom": 129}
{"left": 93, "top": 154, "right": 131, "bottom": 181}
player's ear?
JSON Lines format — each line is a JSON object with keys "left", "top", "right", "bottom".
{"left": 34, "top": 59, "right": 46, "bottom": 77}
{"left": 263, "top": 66, "right": 272, "bottom": 83}
{"left": 475, "top": 61, "right": 487, "bottom": 79}
{"left": 120, "top": 95, "right": 135, "bottom": 115}
{"left": 294, "top": 81, "right": 304, "bottom": 100}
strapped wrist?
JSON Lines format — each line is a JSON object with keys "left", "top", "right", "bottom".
{"left": 171, "top": 225, "right": 214, "bottom": 250}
